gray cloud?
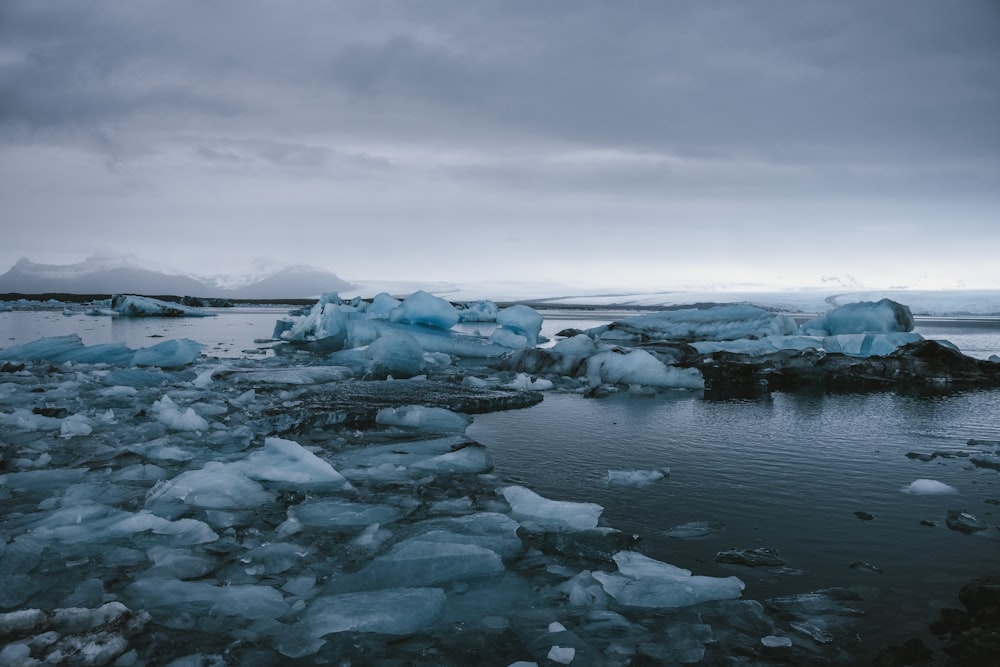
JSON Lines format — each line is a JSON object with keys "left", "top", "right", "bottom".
{"left": 1, "top": 0, "right": 998, "bottom": 287}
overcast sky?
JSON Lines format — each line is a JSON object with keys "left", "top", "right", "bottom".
{"left": 2, "top": 1, "right": 998, "bottom": 290}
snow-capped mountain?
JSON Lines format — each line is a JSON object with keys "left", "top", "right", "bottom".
{"left": 0, "top": 256, "right": 353, "bottom": 299}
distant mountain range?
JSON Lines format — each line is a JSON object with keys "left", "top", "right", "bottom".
{"left": 0, "top": 256, "right": 353, "bottom": 299}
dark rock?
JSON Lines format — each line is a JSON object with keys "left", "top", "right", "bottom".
{"left": 697, "top": 340, "right": 1000, "bottom": 396}
{"left": 266, "top": 379, "right": 544, "bottom": 428}
{"left": 716, "top": 547, "right": 785, "bottom": 567}
{"left": 920, "top": 520, "right": 937, "bottom": 527}
{"left": 1, "top": 362, "right": 25, "bottom": 373}
{"left": 946, "top": 510, "right": 989, "bottom": 534}
{"left": 958, "top": 576, "right": 1000, "bottom": 624}
{"left": 873, "top": 638, "right": 933, "bottom": 666}
{"left": 854, "top": 511, "right": 876, "bottom": 521}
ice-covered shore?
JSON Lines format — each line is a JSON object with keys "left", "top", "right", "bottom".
{"left": 1, "top": 292, "right": 994, "bottom": 664}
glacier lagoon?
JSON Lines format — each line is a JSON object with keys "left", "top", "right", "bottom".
{"left": 0, "top": 301, "right": 998, "bottom": 665}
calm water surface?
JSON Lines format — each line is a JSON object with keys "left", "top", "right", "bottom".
{"left": 468, "top": 389, "right": 1000, "bottom": 655}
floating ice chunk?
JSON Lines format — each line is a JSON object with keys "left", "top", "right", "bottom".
{"left": 125, "top": 577, "right": 289, "bottom": 620}
{"left": 291, "top": 499, "right": 402, "bottom": 528}
{"left": 548, "top": 646, "right": 575, "bottom": 664}
{"left": 592, "top": 551, "right": 744, "bottom": 608}
{"left": 370, "top": 292, "right": 403, "bottom": 316}
{"left": 410, "top": 443, "right": 494, "bottom": 474}
{"left": 330, "top": 538, "right": 505, "bottom": 592}
{"left": 112, "top": 295, "right": 212, "bottom": 317}
{"left": 606, "top": 469, "right": 669, "bottom": 487}
{"left": 238, "top": 437, "right": 352, "bottom": 489}
{"left": 591, "top": 304, "right": 798, "bottom": 343}
{"left": 490, "top": 304, "right": 543, "bottom": 348}
{"left": 283, "top": 293, "right": 351, "bottom": 344}
{"left": 242, "top": 542, "right": 310, "bottom": 575}
{"left": 145, "top": 546, "right": 215, "bottom": 579}
{"left": 501, "top": 486, "right": 603, "bottom": 531}
{"left": 905, "top": 479, "right": 958, "bottom": 495}
{"left": 375, "top": 320, "right": 509, "bottom": 358}
{"left": 146, "top": 462, "right": 274, "bottom": 509}
{"left": 761, "top": 635, "right": 793, "bottom": 648}
{"left": 60, "top": 414, "right": 94, "bottom": 438}
{"left": 133, "top": 338, "right": 204, "bottom": 367}
{"left": 457, "top": 300, "right": 499, "bottom": 322}
{"left": 408, "top": 513, "right": 524, "bottom": 560}
{"left": 376, "top": 405, "right": 471, "bottom": 432}
{"left": 664, "top": 521, "right": 725, "bottom": 539}
{"left": 822, "top": 332, "right": 924, "bottom": 357}
{"left": 225, "top": 366, "right": 351, "bottom": 385}
{"left": 275, "top": 588, "right": 447, "bottom": 657}
{"left": 390, "top": 291, "right": 459, "bottom": 330}
{"left": 503, "top": 373, "right": 554, "bottom": 391}
{"left": 802, "top": 298, "right": 914, "bottom": 335}
{"left": 586, "top": 349, "right": 704, "bottom": 390}
{"left": 0, "top": 408, "right": 64, "bottom": 432}
{"left": 152, "top": 395, "right": 209, "bottom": 431}
{"left": 367, "top": 332, "right": 426, "bottom": 377}
{"left": 1, "top": 467, "right": 88, "bottom": 492}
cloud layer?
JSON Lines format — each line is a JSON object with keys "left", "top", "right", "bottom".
{"left": 2, "top": 1, "right": 999, "bottom": 288}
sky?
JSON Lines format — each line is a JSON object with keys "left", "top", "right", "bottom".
{"left": 1, "top": 0, "right": 999, "bottom": 291}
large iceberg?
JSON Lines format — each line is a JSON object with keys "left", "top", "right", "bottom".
{"left": 111, "top": 295, "right": 212, "bottom": 318}
{"left": 0, "top": 334, "right": 203, "bottom": 368}
{"left": 802, "top": 298, "right": 914, "bottom": 335}
{"left": 588, "top": 304, "right": 798, "bottom": 343}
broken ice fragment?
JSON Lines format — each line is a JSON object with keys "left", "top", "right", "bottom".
{"left": 945, "top": 510, "right": 989, "bottom": 534}
{"left": 501, "top": 486, "right": 603, "bottom": 531}
{"left": 591, "top": 551, "right": 744, "bottom": 608}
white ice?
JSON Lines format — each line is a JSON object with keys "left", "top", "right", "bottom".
{"left": 606, "top": 469, "right": 669, "bottom": 487}
{"left": 591, "top": 551, "right": 745, "bottom": 608}
{"left": 237, "top": 437, "right": 353, "bottom": 488}
{"left": 501, "top": 486, "right": 603, "bottom": 531}
{"left": 586, "top": 350, "right": 704, "bottom": 390}
{"left": 905, "top": 479, "right": 958, "bottom": 494}
{"left": 111, "top": 295, "right": 212, "bottom": 318}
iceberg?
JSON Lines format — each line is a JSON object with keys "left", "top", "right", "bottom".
{"left": 491, "top": 304, "right": 544, "bottom": 348}
{"left": 390, "top": 290, "right": 459, "bottom": 329}
{"left": 0, "top": 334, "right": 203, "bottom": 368}
{"left": 589, "top": 304, "right": 798, "bottom": 343}
{"left": 606, "top": 469, "right": 669, "bottom": 487}
{"left": 592, "top": 551, "right": 745, "bottom": 608}
{"left": 237, "top": 437, "right": 353, "bottom": 488}
{"left": 586, "top": 349, "right": 704, "bottom": 390}
{"left": 802, "top": 298, "right": 914, "bottom": 335}
{"left": 111, "top": 295, "right": 212, "bottom": 318}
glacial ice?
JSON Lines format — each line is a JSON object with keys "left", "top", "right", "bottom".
{"left": 112, "top": 295, "right": 212, "bottom": 317}
{"left": 905, "top": 479, "right": 958, "bottom": 495}
{"left": 592, "top": 551, "right": 745, "bottom": 608}
{"left": 0, "top": 334, "right": 203, "bottom": 368}
{"left": 586, "top": 349, "right": 705, "bottom": 390}
{"left": 0, "top": 292, "right": 969, "bottom": 664}
{"left": 238, "top": 437, "right": 353, "bottom": 488}
{"left": 802, "top": 298, "right": 914, "bottom": 335}
{"left": 390, "top": 290, "right": 459, "bottom": 329}
{"left": 589, "top": 304, "right": 798, "bottom": 343}
{"left": 606, "top": 469, "right": 669, "bottom": 487}
{"left": 492, "top": 304, "right": 544, "bottom": 348}
{"left": 501, "top": 486, "right": 603, "bottom": 531}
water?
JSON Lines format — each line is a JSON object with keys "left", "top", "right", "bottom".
{"left": 468, "top": 390, "right": 1000, "bottom": 655}
{"left": 2, "top": 305, "right": 999, "bottom": 661}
